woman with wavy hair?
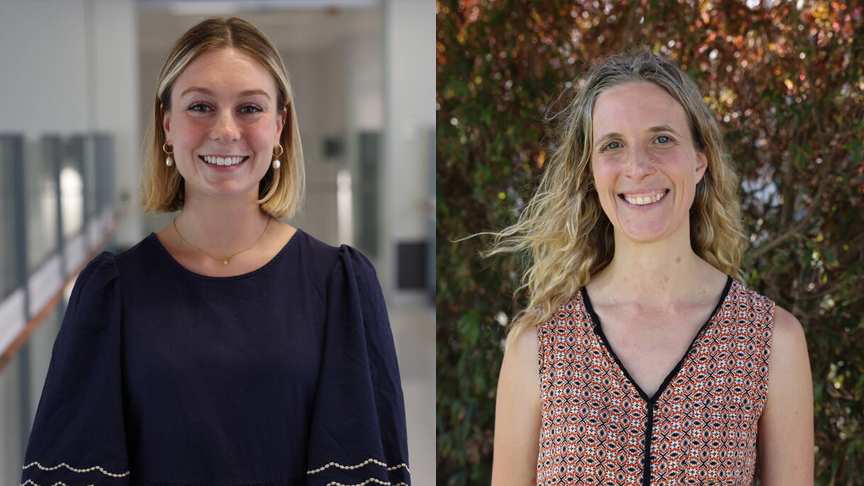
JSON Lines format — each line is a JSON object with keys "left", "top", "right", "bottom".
{"left": 490, "top": 49, "right": 813, "bottom": 485}
{"left": 21, "top": 17, "right": 409, "bottom": 486}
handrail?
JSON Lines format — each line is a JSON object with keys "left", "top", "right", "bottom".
{"left": 0, "top": 212, "right": 123, "bottom": 375}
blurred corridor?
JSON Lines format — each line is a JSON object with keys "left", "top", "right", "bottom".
{"left": 0, "top": 0, "right": 434, "bottom": 484}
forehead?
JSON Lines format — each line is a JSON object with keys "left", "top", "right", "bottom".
{"left": 592, "top": 81, "right": 689, "bottom": 139}
{"left": 173, "top": 48, "right": 277, "bottom": 97}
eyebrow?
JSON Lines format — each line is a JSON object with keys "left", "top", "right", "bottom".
{"left": 179, "top": 87, "right": 271, "bottom": 101}
{"left": 594, "top": 125, "right": 682, "bottom": 144}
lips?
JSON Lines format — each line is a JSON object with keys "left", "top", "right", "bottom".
{"left": 618, "top": 189, "right": 670, "bottom": 207}
{"left": 198, "top": 155, "right": 249, "bottom": 168}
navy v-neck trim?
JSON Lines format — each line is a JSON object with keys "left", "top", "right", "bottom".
{"left": 580, "top": 274, "right": 734, "bottom": 404}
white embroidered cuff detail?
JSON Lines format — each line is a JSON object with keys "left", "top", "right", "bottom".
{"left": 21, "top": 481, "right": 95, "bottom": 486}
{"left": 307, "top": 458, "right": 410, "bottom": 475}
{"left": 324, "top": 480, "right": 408, "bottom": 486}
{"left": 22, "top": 461, "right": 130, "bottom": 477}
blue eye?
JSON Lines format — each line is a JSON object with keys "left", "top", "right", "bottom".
{"left": 656, "top": 135, "right": 673, "bottom": 144}
{"left": 188, "top": 103, "right": 210, "bottom": 112}
{"left": 240, "top": 105, "right": 263, "bottom": 114}
{"left": 603, "top": 141, "right": 622, "bottom": 151}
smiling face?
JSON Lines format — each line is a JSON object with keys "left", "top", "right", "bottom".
{"left": 590, "top": 81, "right": 708, "bottom": 244}
{"left": 163, "top": 48, "right": 285, "bottom": 203}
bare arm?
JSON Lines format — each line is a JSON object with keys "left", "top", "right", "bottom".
{"left": 757, "top": 305, "right": 815, "bottom": 485}
{"left": 491, "top": 325, "right": 541, "bottom": 486}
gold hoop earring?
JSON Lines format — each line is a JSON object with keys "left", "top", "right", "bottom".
{"left": 272, "top": 144, "right": 284, "bottom": 170}
{"left": 163, "top": 142, "right": 174, "bottom": 167}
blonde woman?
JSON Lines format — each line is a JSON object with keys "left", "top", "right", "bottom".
{"left": 490, "top": 50, "right": 813, "bottom": 485}
{"left": 22, "top": 18, "right": 409, "bottom": 486}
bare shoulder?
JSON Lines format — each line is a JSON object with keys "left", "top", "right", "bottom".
{"left": 766, "top": 305, "right": 809, "bottom": 386}
{"left": 498, "top": 324, "right": 541, "bottom": 399}
{"left": 771, "top": 305, "right": 807, "bottom": 353}
{"left": 498, "top": 326, "right": 540, "bottom": 410}
{"left": 507, "top": 325, "right": 539, "bottom": 362}
{"left": 757, "top": 304, "right": 814, "bottom": 484}
{"left": 762, "top": 303, "right": 811, "bottom": 419}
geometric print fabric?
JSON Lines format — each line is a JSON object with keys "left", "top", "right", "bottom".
{"left": 537, "top": 277, "right": 775, "bottom": 485}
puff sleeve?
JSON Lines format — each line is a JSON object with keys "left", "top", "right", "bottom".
{"left": 306, "top": 246, "right": 411, "bottom": 486}
{"left": 21, "top": 251, "right": 130, "bottom": 485}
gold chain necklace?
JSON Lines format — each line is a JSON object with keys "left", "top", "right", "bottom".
{"left": 173, "top": 216, "right": 272, "bottom": 265}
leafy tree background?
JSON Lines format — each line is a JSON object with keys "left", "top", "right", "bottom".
{"left": 436, "top": 1, "right": 864, "bottom": 484}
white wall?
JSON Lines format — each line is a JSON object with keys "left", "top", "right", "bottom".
{"left": 91, "top": 1, "right": 141, "bottom": 247}
{"left": 0, "top": 0, "right": 141, "bottom": 246}
{"left": 382, "top": 0, "right": 436, "bottom": 296}
{"left": 349, "top": 32, "right": 384, "bottom": 131}
{"left": 0, "top": 1, "right": 89, "bottom": 136}
{"left": 282, "top": 47, "right": 342, "bottom": 245}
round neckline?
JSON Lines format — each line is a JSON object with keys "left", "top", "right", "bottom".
{"left": 148, "top": 228, "right": 302, "bottom": 281}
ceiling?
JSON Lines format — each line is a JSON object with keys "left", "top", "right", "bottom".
{"left": 137, "top": 0, "right": 383, "bottom": 52}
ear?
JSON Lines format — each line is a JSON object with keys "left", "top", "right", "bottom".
{"left": 161, "top": 103, "right": 172, "bottom": 141}
{"left": 276, "top": 105, "right": 288, "bottom": 138}
{"left": 695, "top": 150, "right": 708, "bottom": 184}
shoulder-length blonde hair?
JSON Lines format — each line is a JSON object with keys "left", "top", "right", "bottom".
{"left": 488, "top": 48, "right": 746, "bottom": 343}
{"left": 140, "top": 17, "right": 305, "bottom": 219}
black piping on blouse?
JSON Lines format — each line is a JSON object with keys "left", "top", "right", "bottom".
{"left": 580, "top": 275, "right": 733, "bottom": 486}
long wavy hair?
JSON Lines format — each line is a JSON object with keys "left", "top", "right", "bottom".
{"left": 487, "top": 48, "right": 747, "bottom": 346}
{"left": 139, "top": 17, "right": 305, "bottom": 219}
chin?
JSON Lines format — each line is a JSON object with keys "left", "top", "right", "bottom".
{"left": 618, "top": 224, "right": 671, "bottom": 244}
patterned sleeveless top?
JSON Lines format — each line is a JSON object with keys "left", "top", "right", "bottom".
{"left": 536, "top": 276, "right": 775, "bottom": 486}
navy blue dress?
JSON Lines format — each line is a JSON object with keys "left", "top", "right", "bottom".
{"left": 21, "top": 229, "right": 410, "bottom": 486}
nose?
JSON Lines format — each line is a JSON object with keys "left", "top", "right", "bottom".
{"left": 210, "top": 110, "right": 240, "bottom": 142}
{"left": 623, "top": 145, "right": 656, "bottom": 179}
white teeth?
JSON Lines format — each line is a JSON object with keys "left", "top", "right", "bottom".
{"left": 203, "top": 155, "right": 245, "bottom": 166}
{"left": 623, "top": 190, "right": 667, "bottom": 206}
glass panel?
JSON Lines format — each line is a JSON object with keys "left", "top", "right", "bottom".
{"left": 83, "top": 135, "right": 97, "bottom": 219}
{"left": 61, "top": 136, "right": 85, "bottom": 240}
{"left": 94, "top": 133, "right": 115, "bottom": 213}
{"left": 355, "top": 131, "right": 381, "bottom": 257}
{"left": 26, "top": 137, "right": 60, "bottom": 273}
{"left": 0, "top": 135, "right": 22, "bottom": 300}
{"left": 0, "top": 345, "right": 24, "bottom": 484}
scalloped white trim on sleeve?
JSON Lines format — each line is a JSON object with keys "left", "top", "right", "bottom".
{"left": 307, "top": 458, "right": 410, "bottom": 475}
{"left": 22, "top": 461, "right": 130, "bottom": 477}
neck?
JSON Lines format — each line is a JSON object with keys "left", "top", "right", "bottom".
{"left": 175, "top": 191, "right": 271, "bottom": 256}
{"left": 591, "top": 221, "right": 713, "bottom": 306}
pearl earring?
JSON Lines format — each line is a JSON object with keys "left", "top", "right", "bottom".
{"left": 163, "top": 142, "right": 174, "bottom": 167}
{"left": 272, "top": 144, "right": 284, "bottom": 170}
